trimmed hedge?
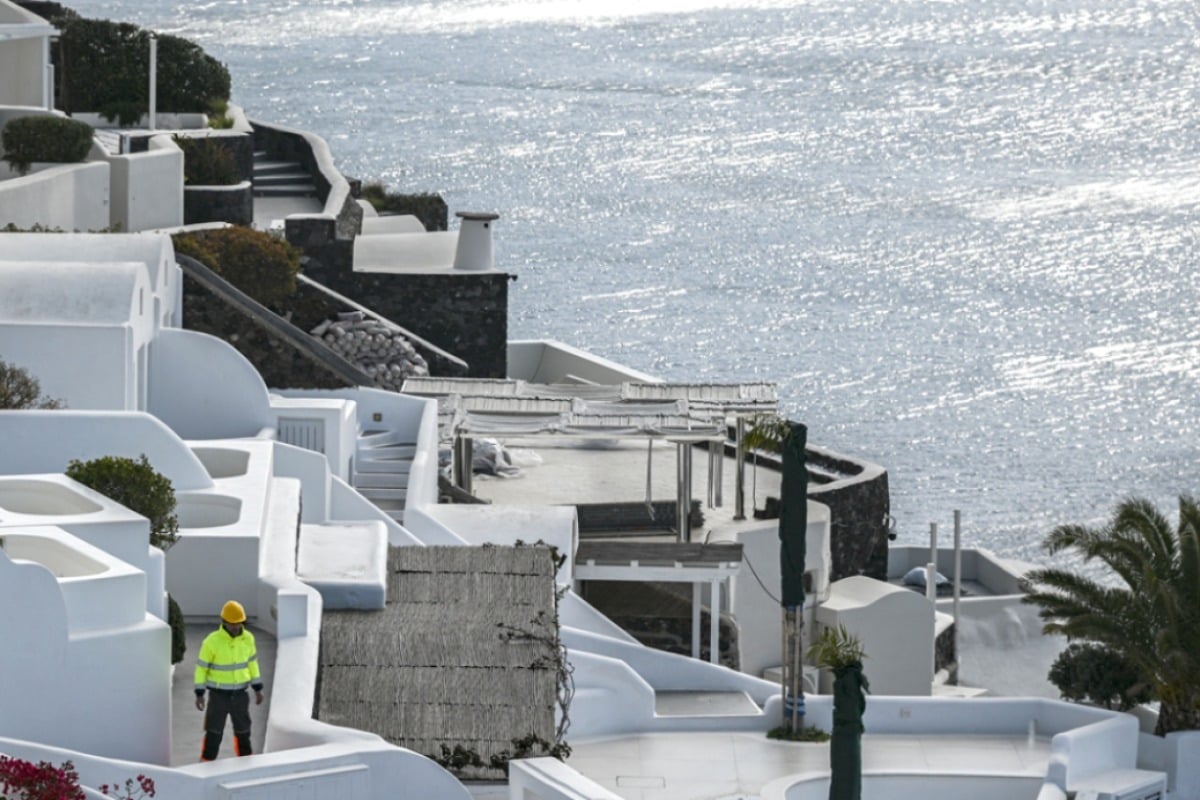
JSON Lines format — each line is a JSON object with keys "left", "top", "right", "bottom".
{"left": 174, "top": 135, "right": 239, "bottom": 186}
{"left": 2, "top": 115, "right": 93, "bottom": 175}
{"left": 56, "top": 17, "right": 230, "bottom": 123}
{"left": 168, "top": 594, "right": 186, "bottom": 664}
{"left": 173, "top": 227, "right": 300, "bottom": 308}
{"left": 65, "top": 454, "right": 180, "bottom": 551}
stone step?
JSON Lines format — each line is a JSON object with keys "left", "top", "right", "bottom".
{"left": 254, "top": 171, "right": 313, "bottom": 186}
{"left": 359, "top": 486, "right": 407, "bottom": 499}
{"left": 253, "top": 184, "right": 318, "bottom": 197}
{"left": 252, "top": 159, "right": 304, "bottom": 176}
{"left": 359, "top": 430, "right": 417, "bottom": 448}
{"left": 353, "top": 471, "right": 410, "bottom": 489}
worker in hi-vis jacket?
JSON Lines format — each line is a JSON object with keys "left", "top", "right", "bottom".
{"left": 194, "top": 600, "right": 265, "bottom": 760}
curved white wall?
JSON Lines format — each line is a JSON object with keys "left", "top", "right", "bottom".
{"left": 0, "top": 410, "right": 214, "bottom": 490}
{"left": 148, "top": 329, "right": 273, "bottom": 440}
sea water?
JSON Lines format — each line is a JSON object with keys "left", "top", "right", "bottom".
{"left": 69, "top": 0, "right": 1200, "bottom": 564}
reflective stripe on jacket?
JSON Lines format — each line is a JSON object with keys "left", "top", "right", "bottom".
{"left": 194, "top": 626, "right": 261, "bottom": 692}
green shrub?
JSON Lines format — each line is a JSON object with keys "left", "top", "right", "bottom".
{"left": 2, "top": 115, "right": 93, "bottom": 175}
{"left": 65, "top": 455, "right": 179, "bottom": 551}
{"left": 207, "top": 98, "right": 234, "bottom": 130}
{"left": 360, "top": 183, "right": 448, "bottom": 231}
{"left": 173, "top": 135, "right": 239, "bottom": 186}
{"left": 1048, "top": 642, "right": 1153, "bottom": 711}
{"left": 807, "top": 624, "right": 867, "bottom": 670}
{"left": 0, "top": 358, "right": 63, "bottom": 409}
{"left": 173, "top": 227, "right": 300, "bottom": 307}
{"left": 56, "top": 17, "right": 230, "bottom": 122}
{"left": 167, "top": 593, "right": 186, "bottom": 664}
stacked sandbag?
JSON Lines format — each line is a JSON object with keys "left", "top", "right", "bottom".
{"left": 312, "top": 312, "right": 429, "bottom": 390}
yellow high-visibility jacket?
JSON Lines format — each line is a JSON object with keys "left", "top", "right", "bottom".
{"left": 194, "top": 625, "right": 262, "bottom": 694}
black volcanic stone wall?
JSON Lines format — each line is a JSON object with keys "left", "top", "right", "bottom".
{"left": 575, "top": 501, "right": 704, "bottom": 534}
{"left": 935, "top": 622, "right": 956, "bottom": 681}
{"left": 301, "top": 241, "right": 509, "bottom": 378}
{"left": 811, "top": 467, "right": 890, "bottom": 582}
{"left": 182, "top": 274, "right": 355, "bottom": 390}
{"left": 184, "top": 183, "right": 252, "bottom": 226}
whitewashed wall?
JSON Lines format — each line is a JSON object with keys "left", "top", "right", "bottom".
{"left": 814, "top": 576, "right": 934, "bottom": 696}
{"left": 507, "top": 339, "right": 661, "bottom": 384}
{"left": 0, "top": 323, "right": 130, "bottom": 408}
{"left": 0, "top": 474, "right": 166, "bottom": 619}
{"left": 0, "top": 531, "right": 170, "bottom": 765}
{"left": 0, "top": 39, "right": 48, "bottom": 106}
{"left": 0, "top": 411, "right": 214, "bottom": 491}
{"left": 730, "top": 501, "right": 832, "bottom": 679}
{"left": 149, "top": 329, "right": 274, "bottom": 440}
{"left": 105, "top": 135, "right": 184, "bottom": 232}
{"left": 0, "top": 160, "right": 109, "bottom": 231}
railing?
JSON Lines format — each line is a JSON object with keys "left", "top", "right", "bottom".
{"left": 175, "top": 254, "right": 373, "bottom": 388}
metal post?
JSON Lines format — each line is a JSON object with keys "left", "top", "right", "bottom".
{"left": 929, "top": 521, "right": 938, "bottom": 571}
{"left": 780, "top": 611, "right": 788, "bottom": 728}
{"left": 44, "top": 37, "right": 53, "bottom": 109}
{"left": 676, "top": 442, "right": 693, "bottom": 542}
{"left": 714, "top": 435, "right": 724, "bottom": 507}
{"left": 692, "top": 582, "right": 702, "bottom": 660}
{"left": 953, "top": 509, "right": 962, "bottom": 683}
{"left": 790, "top": 608, "right": 802, "bottom": 731}
{"left": 148, "top": 34, "right": 157, "bottom": 130}
{"left": 709, "top": 579, "right": 720, "bottom": 664}
{"left": 926, "top": 522, "right": 938, "bottom": 601}
{"left": 734, "top": 417, "right": 746, "bottom": 520}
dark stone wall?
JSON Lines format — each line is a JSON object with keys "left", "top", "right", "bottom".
{"left": 184, "top": 182, "right": 252, "bottom": 226}
{"left": 737, "top": 442, "right": 890, "bottom": 582}
{"left": 575, "top": 501, "right": 704, "bottom": 535}
{"left": 811, "top": 465, "right": 890, "bottom": 582}
{"left": 301, "top": 245, "right": 510, "bottom": 378}
{"left": 935, "top": 622, "right": 956, "bottom": 681}
{"left": 182, "top": 273, "right": 356, "bottom": 390}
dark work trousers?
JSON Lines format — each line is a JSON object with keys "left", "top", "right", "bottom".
{"left": 201, "top": 689, "right": 252, "bottom": 760}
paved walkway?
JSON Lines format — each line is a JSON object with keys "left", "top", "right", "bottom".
{"left": 170, "top": 621, "right": 276, "bottom": 766}
{"left": 567, "top": 730, "right": 1052, "bottom": 800}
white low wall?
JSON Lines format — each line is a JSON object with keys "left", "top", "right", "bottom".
{"left": 507, "top": 339, "right": 660, "bottom": 384}
{"left": 105, "top": 134, "right": 183, "bottom": 232}
{"left": 0, "top": 410, "right": 214, "bottom": 491}
{"left": 329, "top": 477, "right": 422, "bottom": 546}
{"left": 0, "top": 535, "right": 170, "bottom": 765}
{"left": 730, "top": 502, "right": 831, "bottom": 679}
{"left": 509, "top": 757, "right": 623, "bottom": 800}
{"left": 0, "top": 159, "right": 109, "bottom": 231}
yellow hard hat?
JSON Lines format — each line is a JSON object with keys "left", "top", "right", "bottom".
{"left": 220, "top": 600, "right": 246, "bottom": 624}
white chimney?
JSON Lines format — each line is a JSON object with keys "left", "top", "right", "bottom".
{"left": 452, "top": 211, "right": 499, "bottom": 271}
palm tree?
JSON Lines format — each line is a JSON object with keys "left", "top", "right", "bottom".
{"left": 1021, "top": 496, "right": 1200, "bottom": 735}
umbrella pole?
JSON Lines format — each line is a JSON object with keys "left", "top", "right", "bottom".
{"left": 780, "top": 611, "right": 788, "bottom": 728}
{"left": 790, "top": 608, "right": 802, "bottom": 732}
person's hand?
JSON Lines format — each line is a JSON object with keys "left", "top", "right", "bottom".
{"left": 255, "top": 690, "right": 264, "bottom": 706}
{"left": 195, "top": 695, "right": 205, "bottom": 711}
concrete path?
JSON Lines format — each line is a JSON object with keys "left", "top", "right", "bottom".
{"left": 170, "top": 621, "right": 276, "bottom": 766}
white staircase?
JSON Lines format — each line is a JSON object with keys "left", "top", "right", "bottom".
{"left": 352, "top": 428, "right": 416, "bottom": 521}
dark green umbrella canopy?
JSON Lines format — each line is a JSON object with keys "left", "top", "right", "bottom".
{"left": 830, "top": 662, "right": 869, "bottom": 800}
{"left": 779, "top": 421, "right": 808, "bottom": 608}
